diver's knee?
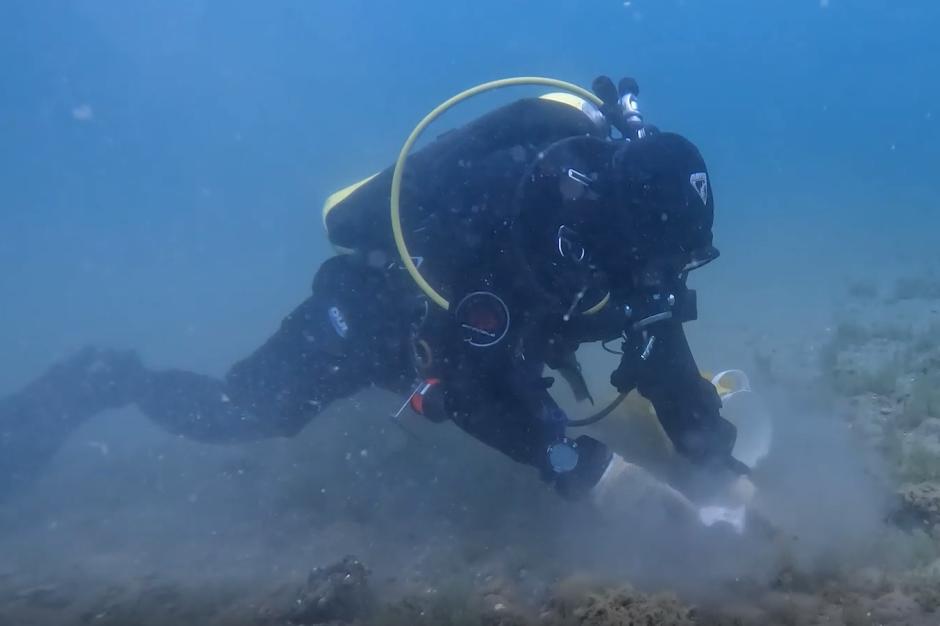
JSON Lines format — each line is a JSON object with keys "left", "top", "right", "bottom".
{"left": 29, "top": 346, "right": 148, "bottom": 414}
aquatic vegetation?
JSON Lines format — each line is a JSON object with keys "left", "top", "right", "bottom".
{"left": 871, "top": 324, "right": 915, "bottom": 343}
{"left": 900, "top": 446, "right": 940, "bottom": 483}
{"left": 881, "top": 426, "right": 907, "bottom": 474}
{"left": 820, "top": 321, "right": 875, "bottom": 379}
{"left": 830, "top": 321, "right": 872, "bottom": 351}
{"left": 752, "top": 349, "right": 776, "bottom": 385}
{"left": 874, "top": 526, "right": 940, "bottom": 572}
{"left": 901, "top": 556, "right": 940, "bottom": 612}
{"left": 541, "top": 583, "right": 694, "bottom": 626}
{"left": 901, "top": 373, "right": 940, "bottom": 429}
{"left": 828, "top": 351, "right": 904, "bottom": 397}
{"left": 820, "top": 319, "right": 928, "bottom": 398}
{"left": 889, "top": 275, "right": 940, "bottom": 303}
{"left": 911, "top": 322, "right": 940, "bottom": 356}
{"left": 897, "top": 482, "right": 940, "bottom": 527}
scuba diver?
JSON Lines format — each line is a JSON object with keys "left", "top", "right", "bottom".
{"left": 0, "top": 75, "right": 754, "bottom": 523}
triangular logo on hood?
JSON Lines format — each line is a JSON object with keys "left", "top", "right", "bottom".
{"left": 690, "top": 172, "right": 708, "bottom": 205}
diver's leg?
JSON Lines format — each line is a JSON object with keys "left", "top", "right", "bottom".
{"left": 136, "top": 292, "right": 365, "bottom": 443}
{"left": 123, "top": 253, "right": 414, "bottom": 442}
{"left": 0, "top": 347, "right": 148, "bottom": 497}
{"left": 0, "top": 255, "right": 413, "bottom": 497}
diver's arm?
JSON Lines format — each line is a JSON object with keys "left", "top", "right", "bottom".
{"left": 425, "top": 357, "right": 612, "bottom": 499}
{"left": 617, "top": 322, "right": 739, "bottom": 469}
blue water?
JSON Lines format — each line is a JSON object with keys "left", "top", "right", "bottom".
{"left": 0, "top": 0, "right": 937, "bottom": 386}
{"left": 2, "top": 3, "right": 940, "bottom": 619}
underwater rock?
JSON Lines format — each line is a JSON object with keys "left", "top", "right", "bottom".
{"left": 897, "top": 482, "right": 940, "bottom": 527}
{"left": 289, "top": 556, "right": 373, "bottom": 625}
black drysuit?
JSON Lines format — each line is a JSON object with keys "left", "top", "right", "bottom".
{"left": 0, "top": 97, "right": 738, "bottom": 499}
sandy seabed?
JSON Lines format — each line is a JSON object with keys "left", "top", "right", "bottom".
{"left": 3, "top": 273, "right": 940, "bottom": 626}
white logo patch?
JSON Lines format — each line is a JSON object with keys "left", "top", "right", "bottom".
{"left": 328, "top": 306, "right": 349, "bottom": 338}
{"left": 690, "top": 172, "right": 709, "bottom": 206}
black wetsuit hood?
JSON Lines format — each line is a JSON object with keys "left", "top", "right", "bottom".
{"left": 512, "top": 131, "right": 717, "bottom": 301}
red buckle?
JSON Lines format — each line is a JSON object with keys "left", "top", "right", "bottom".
{"left": 409, "top": 378, "right": 440, "bottom": 415}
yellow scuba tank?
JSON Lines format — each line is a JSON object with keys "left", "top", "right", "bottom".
{"left": 319, "top": 77, "right": 606, "bottom": 303}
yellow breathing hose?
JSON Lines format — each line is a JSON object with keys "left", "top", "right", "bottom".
{"left": 390, "top": 77, "right": 605, "bottom": 310}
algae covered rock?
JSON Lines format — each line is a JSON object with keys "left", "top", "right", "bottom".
{"left": 571, "top": 587, "right": 694, "bottom": 626}
{"left": 290, "top": 556, "right": 373, "bottom": 625}
{"left": 821, "top": 322, "right": 908, "bottom": 397}
{"left": 898, "top": 482, "right": 940, "bottom": 526}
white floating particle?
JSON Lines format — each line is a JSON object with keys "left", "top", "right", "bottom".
{"left": 72, "top": 104, "right": 94, "bottom": 121}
